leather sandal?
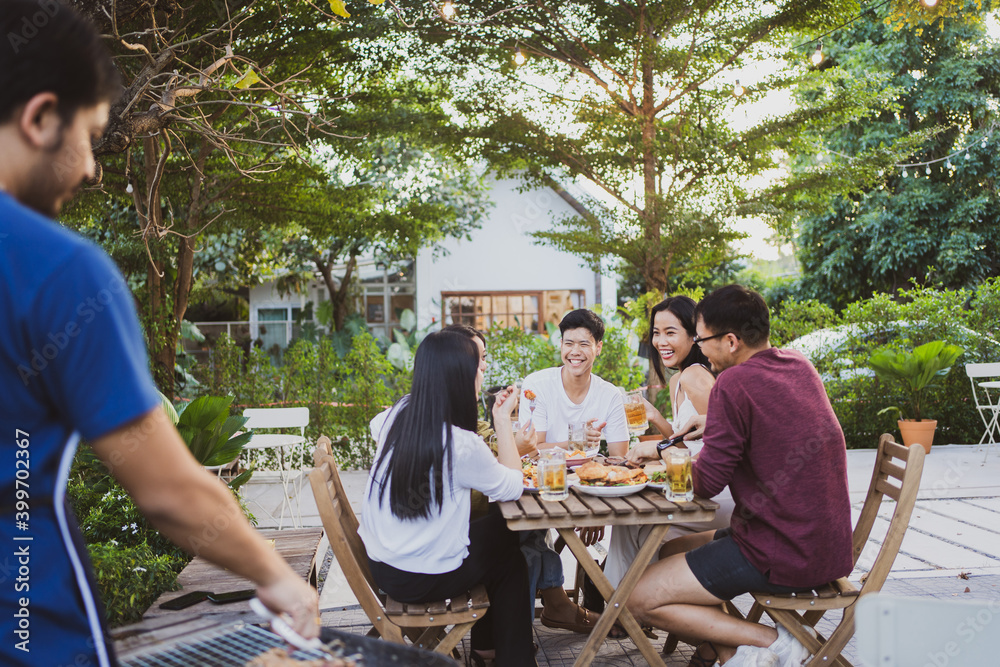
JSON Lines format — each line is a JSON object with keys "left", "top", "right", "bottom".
{"left": 687, "top": 641, "right": 719, "bottom": 667}
{"left": 540, "top": 605, "right": 598, "bottom": 634}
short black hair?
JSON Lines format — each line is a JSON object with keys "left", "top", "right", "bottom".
{"left": 441, "top": 323, "right": 486, "bottom": 348}
{"left": 0, "top": 0, "right": 121, "bottom": 124}
{"left": 695, "top": 284, "right": 770, "bottom": 347}
{"left": 559, "top": 308, "right": 605, "bottom": 343}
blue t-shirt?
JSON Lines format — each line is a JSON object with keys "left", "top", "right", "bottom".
{"left": 0, "top": 192, "right": 161, "bottom": 666}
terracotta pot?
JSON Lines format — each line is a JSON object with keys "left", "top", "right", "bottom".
{"left": 898, "top": 419, "right": 937, "bottom": 454}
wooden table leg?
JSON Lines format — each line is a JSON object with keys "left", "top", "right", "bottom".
{"left": 557, "top": 524, "right": 671, "bottom": 667}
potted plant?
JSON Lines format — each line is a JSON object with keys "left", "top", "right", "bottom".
{"left": 869, "top": 340, "right": 964, "bottom": 453}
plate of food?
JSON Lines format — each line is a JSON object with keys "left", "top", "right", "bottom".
{"left": 522, "top": 459, "right": 539, "bottom": 491}
{"left": 643, "top": 463, "right": 668, "bottom": 489}
{"left": 565, "top": 447, "right": 600, "bottom": 468}
{"left": 574, "top": 460, "right": 648, "bottom": 496}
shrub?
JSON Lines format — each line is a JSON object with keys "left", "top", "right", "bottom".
{"left": 810, "top": 284, "right": 996, "bottom": 448}
{"left": 482, "top": 323, "right": 559, "bottom": 389}
{"left": 88, "top": 540, "right": 184, "bottom": 627}
{"left": 769, "top": 299, "right": 838, "bottom": 347}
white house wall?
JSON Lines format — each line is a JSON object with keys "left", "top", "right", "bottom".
{"left": 415, "top": 176, "right": 619, "bottom": 330}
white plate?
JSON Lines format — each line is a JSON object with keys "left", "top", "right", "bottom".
{"left": 574, "top": 482, "right": 648, "bottom": 497}
{"left": 565, "top": 448, "right": 600, "bottom": 467}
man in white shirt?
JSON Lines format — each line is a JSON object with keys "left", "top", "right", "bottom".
{"left": 517, "top": 309, "right": 630, "bottom": 633}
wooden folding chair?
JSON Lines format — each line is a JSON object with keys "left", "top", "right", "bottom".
{"left": 662, "top": 434, "right": 925, "bottom": 664}
{"left": 751, "top": 433, "right": 925, "bottom": 666}
{"left": 309, "top": 436, "right": 489, "bottom": 655}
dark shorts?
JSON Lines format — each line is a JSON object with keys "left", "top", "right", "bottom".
{"left": 685, "top": 528, "right": 809, "bottom": 601}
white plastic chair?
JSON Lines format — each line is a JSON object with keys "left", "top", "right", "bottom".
{"left": 966, "top": 363, "right": 1000, "bottom": 459}
{"left": 855, "top": 594, "right": 1000, "bottom": 666}
{"left": 242, "top": 407, "right": 309, "bottom": 528}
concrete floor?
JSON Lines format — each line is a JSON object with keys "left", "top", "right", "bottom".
{"left": 242, "top": 442, "right": 1000, "bottom": 666}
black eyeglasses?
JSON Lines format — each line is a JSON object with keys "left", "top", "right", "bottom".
{"left": 693, "top": 332, "right": 739, "bottom": 346}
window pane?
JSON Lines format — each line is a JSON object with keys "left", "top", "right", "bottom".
{"left": 366, "top": 296, "right": 385, "bottom": 323}
{"left": 390, "top": 294, "right": 415, "bottom": 323}
{"left": 259, "top": 308, "right": 286, "bottom": 322}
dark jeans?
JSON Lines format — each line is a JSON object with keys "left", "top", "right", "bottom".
{"left": 368, "top": 505, "right": 536, "bottom": 667}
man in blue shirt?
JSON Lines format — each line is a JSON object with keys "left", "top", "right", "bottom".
{"left": 0, "top": 3, "right": 319, "bottom": 665}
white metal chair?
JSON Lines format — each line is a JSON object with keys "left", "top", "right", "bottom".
{"left": 242, "top": 407, "right": 309, "bottom": 528}
{"left": 966, "top": 363, "right": 1000, "bottom": 459}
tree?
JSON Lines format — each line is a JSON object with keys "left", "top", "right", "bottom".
{"left": 267, "top": 140, "right": 491, "bottom": 330}
{"left": 64, "top": 1, "right": 462, "bottom": 394}
{"left": 343, "top": 0, "right": 889, "bottom": 293}
{"left": 793, "top": 4, "right": 1000, "bottom": 308}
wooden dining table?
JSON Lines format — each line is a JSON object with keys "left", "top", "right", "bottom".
{"left": 499, "top": 486, "right": 718, "bottom": 667}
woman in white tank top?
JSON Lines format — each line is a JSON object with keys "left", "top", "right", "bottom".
{"left": 604, "top": 297, "right": 735, "bottom": 618}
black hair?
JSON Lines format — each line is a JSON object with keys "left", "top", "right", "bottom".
{"left": 648, "top": 296, "right": 712, "bottom": 383}
{"left": 695, "top": 284, "right": 770, "bottom": 347}
{"left": 441, "top": 323, "right": 486, "bottom": 348}
{"left": 0, "top": 0, "right": 121, "bottom": 124}
{"left": 370, "top": 330, "right": 480, "bottom": 520}
{"left": 559, "top": 308, "right": 605, "bottom": 343}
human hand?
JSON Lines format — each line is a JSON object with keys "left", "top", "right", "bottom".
{"left": 514, "top": 420, "right": 538, "bottom": 459}
{"left": 584, "top": 419, "right": 606, "bottom": 448}
{"left": 578, "top": 526, "right": 605, "bottom": 547}
{"left": 643, "top": 397, "right": 662, "bottom": 422}
{"left": 256, "top": 573, "right": 319, "bottom": 639}
{"left": 626, "top": 441, "right": 660, "bottom": 465}
{"left": 676, "top": 414, "right": 706, "bottom": 441}
{"left": 492, "top": 386, "right": 519, "bottom": 422}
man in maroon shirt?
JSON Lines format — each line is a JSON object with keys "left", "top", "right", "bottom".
{"left": 626, "top": 285, "right": 852, "bottom": 667}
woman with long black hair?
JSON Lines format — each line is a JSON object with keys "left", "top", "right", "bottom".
{"left": 359, "top": 330, "right": 536, "bottom": 667}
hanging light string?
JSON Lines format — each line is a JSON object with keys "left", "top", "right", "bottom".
{"left": 814, "top": 124, "right": 997, "bottom": 173}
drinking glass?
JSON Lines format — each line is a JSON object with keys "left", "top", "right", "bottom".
{"left": 567, "top": 421, "right": 588, "bottom": 450}
{"left": 538, "top": 448, "right": 568, "bottom": 501}
{"left": 665, "top": 448, "right": 693, "bottom": 502}
{"left": 623, "top": 388, "right": 649, "bottom": 435}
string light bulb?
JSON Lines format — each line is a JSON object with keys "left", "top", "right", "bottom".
{"left": 966, "top": 151, "right": 972, "bottom": 160}
{"left": 125, "top": 182, "right": 134, "bottom": 194}
{"left": 733, "top": 79, "right": 745, "bottom": 97}
{"left": 920, "top": 0, "right": 939, "bottom": 7}
{"left": 513, "top": 47, "right": 526, "bottom": 66}
{"left": 946, "top": 158, "right": 952, "bottom": 169}
{"left": 811, "top": 42, "right": 824, "bottom": 66}
{"left": 925, "top": 165, "right": 932, "bottom": 175}
{"left": 441, "top": 1, "right": 455, "bottom": 18}
{"left": 902, "top": 168, "right": 908, "bottom": 178}
{"left": 982, "top": 136, "right": 989, "bottom": 148}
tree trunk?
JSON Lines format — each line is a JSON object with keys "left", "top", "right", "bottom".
{"left": 316, "top": 252, "right": 358, "bottom": 331}
{"left": 640, "top": 28, "right": 666, "bottom": 293}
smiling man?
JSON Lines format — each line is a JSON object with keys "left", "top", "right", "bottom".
{"left": 516, "top": 309, "right": 630, "bottom": 633}
{"left": 0, "top": 3, "right": 317, "bottom": 666}
{"left": 626, "top": 285, "right": 852, "bottom": 667}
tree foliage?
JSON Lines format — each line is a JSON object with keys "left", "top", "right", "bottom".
{"left": 340, "top": 0, "right": 892, "bottom": 293}
{"left": 792, "top": 2, "right": 1000, "bottom": 308}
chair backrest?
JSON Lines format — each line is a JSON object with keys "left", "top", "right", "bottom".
{"left": 966, "top": 362, "right": 1000, "bottom": 380}
{"left": 309, "top": 437, "right": 384, "bottom": 625}
{"left": 243, "top": 407, "right": 310, "bottom": 431}
{"left": 850, "top": 434, "right": 925, "bottom": 594}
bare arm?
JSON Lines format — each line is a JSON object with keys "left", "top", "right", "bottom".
{"left": 491, "top": 386, "right": 522, "bottom": 470}
{"left": 91, "top": 408, "right": 318, "bottom": 637}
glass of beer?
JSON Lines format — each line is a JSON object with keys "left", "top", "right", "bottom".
{"left": 623, "top": 389, "right": 649, "bottom": 435}
{"left": 666, "top": 448, "right": 693, "bottom": 502}
{"left": 538, "top": 448, "right": 568, "bottom": 501}
{"left": 568, "top": 421, "right": 588, "bottom": 450}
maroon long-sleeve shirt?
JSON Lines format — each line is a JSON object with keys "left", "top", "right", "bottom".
{"left": 693, "top": 348, "right": 853, "bottom": 589}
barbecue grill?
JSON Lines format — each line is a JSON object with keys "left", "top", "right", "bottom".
{"left": 115, "top": 617, "right": 459, "bottom": 667}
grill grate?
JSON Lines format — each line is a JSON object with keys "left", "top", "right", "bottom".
{"left": 120, "top": 623, "right": 357, "bottom": 667}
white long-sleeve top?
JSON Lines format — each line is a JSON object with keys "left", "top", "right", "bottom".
{"left": 359, "top": 403, "right": 523, "bottom": 574}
